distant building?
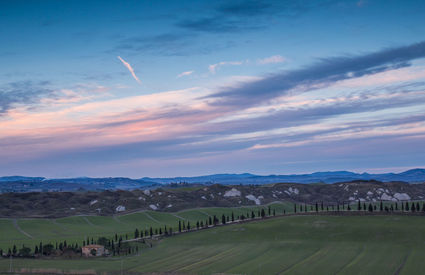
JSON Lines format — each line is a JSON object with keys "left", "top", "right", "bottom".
{"left": 82, "top": 244, "right": 106, "bottom": 256}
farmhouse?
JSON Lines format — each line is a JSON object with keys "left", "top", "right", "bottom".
{"left": 82, "top": 244, "right": 106, "bottom": 256}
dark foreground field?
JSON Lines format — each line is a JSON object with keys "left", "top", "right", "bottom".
{"left": 1, "top": 214, "right": 425, "bottom": 274}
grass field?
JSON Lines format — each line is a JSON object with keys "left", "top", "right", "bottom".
{"left": 1, "top": 214, "right": 425, "bottom": 274}
{"left": 0, "top": 202, "right": 294, "bottom": 251}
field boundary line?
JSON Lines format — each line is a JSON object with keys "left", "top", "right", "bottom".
{"left": 143, "top": 212, "right": 161, "bottom": 224}
{"left": 12, "top": 219, "right": 34, "bottom": 239}
{"left": 223, "top": 245, "right": 272, "bottom": 273}
{"left": 176, "top": 246, "right": 238, "bottom": 272}
{"left": 49, "top": 219, "right": 75, "bottom": 233}
{"left": 82, "top": 217, "right": 97, "bottom": 227}
{"left": 277, "top": 247, "right": 323, "bottom": 274}
{"left": 394, "top": 250, "right": 412, "bottom": 275}
{"left": 170, "top": 213, "right": 187, "bottom": 221}
{"left": 112, "top": 215, "right": 127, "bottom": 225}
{"left": 198, "top": 210, "right": 212, "bottom": 217}
{"left": 334, "top": 244, "right": 366, "bottom": 274}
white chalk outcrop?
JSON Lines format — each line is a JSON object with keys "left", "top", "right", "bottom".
{"left": 245, "top": 194, "right": 261, "bottom": 205}
{"left": 393, "top": 193, "right": 411, "bottom": 201}
{"left": 224, "top": 188, "right": 241, "bottom": 197}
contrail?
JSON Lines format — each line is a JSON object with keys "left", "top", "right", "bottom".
{"left": 117, "top": 56, "right": 141, "bottom": 84}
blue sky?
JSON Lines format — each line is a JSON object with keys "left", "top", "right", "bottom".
{"left": 0, "top": 0, "right": 425, "bottom": 177}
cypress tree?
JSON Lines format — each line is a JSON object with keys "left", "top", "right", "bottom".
{"left": 196, "top": 221, "right": 200, "bottom": 229}
{"left": 412, "top": 203, "right": 416, "bottom": 212}
{"left": 222, "top": 214, "right": 226, "bottom": 224}
{"left": 268, "top": 206, "right": 271, "bottom": 216}
{"left": 402, "top": 202, "right": 405, "bottom": 211}
{"left": 395, "top": 203, "right": 398, "bottom": 211}
{"left": 251, "top": 211, "right": 255, "bottom": 219}
{"left": 149, "top": 227, "right": 153, "bottom": 237}
{"left": 273, "top": 209, "right": 276, "bottom": 216}
{"left": 294, "top": 204, "right": 297, "bottom": 213}
{"left": 363, "top": 203, "right": 366, "bottom": 210}
{"left": 405, "top": 202, "right": 409, "bottom": 211}
{"left": 416, "top": 202, "right": 420, "bottom": 211}
{"left": 321, "top": 201, "right": 324, "bottom": 211}
{"left": 134, "top": 228, "right": 139, "bottom": 239}
{"left": 380, "top": 201, "right": 383, "bottom": 211}
{"left": 368, "top": 203, "right": 373, "bottom": 212}
{"left": 315, "top": 202, "right": 318, "bottom": 212}
{"left": 178, "top": 221, "right": 182, "bottom": 232}
{"left": 187, "top": 221, "right": 191, "bottom": 230}
{"left": 358, "top": 200, "right": 361, "bottom": 211}
{"left": 261, "top": 209, "right": 266, "bottom": 218}
{"left": 231, "top": 212, "right": 235, "bottom": 222}
{"left": 422, "top": 203, "right": 425, "bottom": 212}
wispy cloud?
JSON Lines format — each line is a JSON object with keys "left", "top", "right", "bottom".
{"left": 207, "top": 40, "right": 425, "bottom": 105}
{"left": 0, "top": 81, "right": 53, "bottom": 115}
{"left": 177, "top": 70, "right": 194, "bottom": 78}
{"left": 117, "top": 56, "right": 141, "bottom": 84}
{"left": 257, "top": 55, "right": 286, "bottom": 65}
{"left": 209, "top": 61, "right": 244, "bottom": 74}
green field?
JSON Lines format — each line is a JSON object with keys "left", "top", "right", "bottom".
{"left": 1, "top": 215, "right": 425, "bottom": 274}
{"left": 0, "top": 202, "right": 294, "bottom": 251}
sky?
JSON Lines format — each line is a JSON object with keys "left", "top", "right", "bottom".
{"left": 0, "top": 0, "right": 425, "bottom": 178}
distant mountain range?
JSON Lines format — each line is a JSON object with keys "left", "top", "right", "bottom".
{"left": 0, "top": 169, "right": 424, "bottom": 193}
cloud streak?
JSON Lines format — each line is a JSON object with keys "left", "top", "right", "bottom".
{"left": 177, "top": 70, "right": 194, "bottom": 78}
{"left": 117, "top": 56, "right": 141, "bottom": 83}
{"left": 209, "top": 60, "right": 244, "bottom": 74}
{"left": 257, "top": 55, "right": 286, "bottom": 65}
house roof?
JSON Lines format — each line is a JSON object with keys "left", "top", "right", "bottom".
{"left": 83, "top": 244, "right": 104, "bottom": 249}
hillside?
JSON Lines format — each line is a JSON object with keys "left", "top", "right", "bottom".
{"left": 1, "top": 180, "right": 425, "bottom": 218}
